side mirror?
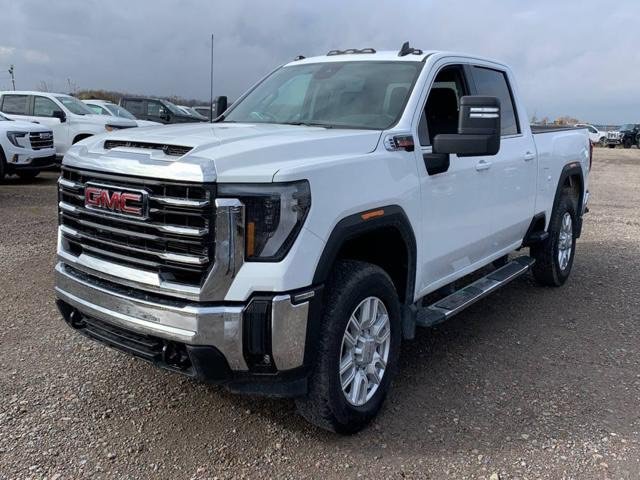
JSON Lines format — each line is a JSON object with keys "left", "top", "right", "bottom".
{"left": 215, "top": 96, "right": 228, "bottom": 118}
{"left": 53, "top": 110, "right": 66, "bottom": 123}
{"left": 433, "top": 96, "right": 501, "bottom": 156}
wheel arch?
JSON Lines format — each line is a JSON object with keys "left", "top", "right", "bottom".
{"left": 551, "top": 162, "right": 585, "bottom": 237}
{"left": 312, "top": 205, "right": 417, "bottom": 307}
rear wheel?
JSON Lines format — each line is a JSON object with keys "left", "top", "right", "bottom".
{"left": 531, "top": 191, "right": 577, "bottom": 286}
{"left": 296, "top": 260, "right": 401, "bottom": 434}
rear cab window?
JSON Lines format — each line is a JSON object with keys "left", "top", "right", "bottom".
{"left": 471, "top": 66, "right": 520, "bottom": 136}
{"left": 1, "top": 94, "right": 30, "bottom": 115}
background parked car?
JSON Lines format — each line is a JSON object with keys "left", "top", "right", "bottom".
{"left": 119, "top": 97, "right": 204, "bottom": 124}
{"left": 177, "top": 105, "right": 208, "bottom": 121}
{"left": 82, "top": 99, "right": 160, "bottom": 127}
{"left": 575, "top": 123, "right": 607, "bottom": 146}
{"left": 0, "top": 91, "right": 137, "bottom": 159}
{"left": 606, "top": 124, "right": 640, "bottom": 148}
{"left": 0, "top": 111, "right": 56, "bottom": 180}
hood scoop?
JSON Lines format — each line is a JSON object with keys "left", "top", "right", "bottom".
{"left": 104, "top": 140, "right": 192, "bottom": 157}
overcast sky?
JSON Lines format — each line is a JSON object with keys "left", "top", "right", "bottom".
{"left": 0, "top": 0, "right": 637, "bottom": 124}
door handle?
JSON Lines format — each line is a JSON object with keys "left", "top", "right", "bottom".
{"left": 524, "top": 151, "right": 536, "bottom": 161}
{"left": 475, "top": 160, "right": 492, "bottom": 171}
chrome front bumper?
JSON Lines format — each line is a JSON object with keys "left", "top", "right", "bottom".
{"left": 55, "top": 263, "right": 311, "bottom": 372}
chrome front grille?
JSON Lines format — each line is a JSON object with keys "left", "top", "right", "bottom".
{"left": 29, "top": 131, "right": 54, "bottom": 150}
{"left": 58, "top": 167, "right": 216, "bottom": 286}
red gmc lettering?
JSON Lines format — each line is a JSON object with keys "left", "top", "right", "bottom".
{"left": 85, "top": 187, "right": 142, "bottom": 216}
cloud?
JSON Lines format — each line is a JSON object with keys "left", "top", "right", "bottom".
{"left": 24, "top": 49, "right": 50, "bottom": 64}
{"left": 0, "top": 0, "right": 637, "bottom": 123}
{"left": 0, "top": 46, "right": 15, "bottom": 58}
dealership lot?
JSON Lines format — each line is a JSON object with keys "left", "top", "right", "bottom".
{"left": 0, "top": 148, "right": 638, "bottom": 478}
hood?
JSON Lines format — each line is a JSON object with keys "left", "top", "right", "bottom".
{"left": 0, "top": 118, "right": 52, "bottom": 132}
{"left": 64, "top": 122, "right": 382, "bottom": 182}
{"left": 81, "top": 113, "right": 138, "bottom": 127}
{"left": 136, "top": 119, "right": 162, "bottom": 127}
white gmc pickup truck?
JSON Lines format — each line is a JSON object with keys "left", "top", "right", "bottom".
{"left": 55, "top": 44, "right": 590, "bottom": 433}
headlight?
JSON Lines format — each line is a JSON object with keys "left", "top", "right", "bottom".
{"left": 217, "top": 181, "right": 311, "bottom": 261}
{"left": 105, "top": 124, "right": 116, "bottom": 132}
{"left": 6, "top": 131, "right": 28, "bottom": 147}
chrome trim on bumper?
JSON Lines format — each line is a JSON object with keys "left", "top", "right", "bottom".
{"left": 55, "top": 262, "right": 248, "bottom": 370}
{"left": 271, "top": 295, "right": 309, "bottom": 370}
{"left": 55, "top": 263, "right": 313, "bottom": 372}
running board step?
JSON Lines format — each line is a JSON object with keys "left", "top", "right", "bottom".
{"left": 416, "top": 256, "right": 535, "bottom": 328}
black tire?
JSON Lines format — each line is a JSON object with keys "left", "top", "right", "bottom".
{"left": 599, "top": 137, "right": 607, "bottom": 147}
{"left": 623, "top": 138, "right": 632, "bottom": 149}
{"left": 608, "top": 144, "right": 616, "bottom": 149}
{"left": 530, "top": 190, "right": 577, "bottom": 287}
{"left": 16, "top": 171, "right": 39, "bottom": 180}
{"left": 0, "top": 147, "right": 6, "bottom": 181}
{"left": 295, "top": 260, "right": 401, "bottom": 434}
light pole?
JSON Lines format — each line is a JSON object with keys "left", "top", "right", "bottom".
{"left": 8, "top": 65, "right": 15, "bottom": 90}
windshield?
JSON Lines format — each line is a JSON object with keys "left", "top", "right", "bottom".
{"left": 620, "top": 124, "right": 634, "bottom": 131}
{"left": 224, "top": 61, "right": 423, "bottom": 129}
{"left": 163, "top": 100, "right": 185, "bottom": 115}
{"left": 55, "top": 96, "right": 94, "bottom": 115}
{"left": 104, "top": 104, "right": 136, "bottom": 120}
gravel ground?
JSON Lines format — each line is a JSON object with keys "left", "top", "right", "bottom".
{"left": 0, "top": 148, "right": 639, "bottom": 479}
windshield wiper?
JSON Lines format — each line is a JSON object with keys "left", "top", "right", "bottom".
{"left": 282, "top": 121, "right": 333, "bottom": 129}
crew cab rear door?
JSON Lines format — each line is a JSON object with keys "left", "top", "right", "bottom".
{"left": 468, "top": 65, "right": 537, "bottom": 254}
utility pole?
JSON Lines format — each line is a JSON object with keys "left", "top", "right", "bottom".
{"left": 8, "top": 65, "right": 15, "bottom": 90}
{"left": 209, "top": 34, "right": 214, "bottom": 122}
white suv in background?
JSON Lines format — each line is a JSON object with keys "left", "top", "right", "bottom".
{"left": 0, "top": 91, "right": 137, "bottom": 160}
{"left": 575, "top": 123, "right": 606, "bottom": 146}
{"left": 82, "top": 99, "right": 161, "bottom": 127}
{"left": 0, "top": 111, "right": 56, "bottom": 180}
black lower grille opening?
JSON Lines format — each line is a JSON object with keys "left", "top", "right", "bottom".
{"left": 71, "top": 315, "right": 194, "bottom": 374}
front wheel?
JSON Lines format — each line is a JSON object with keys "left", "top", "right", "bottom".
{"left": 296, "top": 260, "right": 401, "bottom": 434}
{"left": 531, "top": 191, "right": 577, "bottom": 286}
{"left": 608, "top": 143, "right": 616, "bottom": 149}
{"left": 599, "top": 137, "right": 607, "bottom": 147}
{"left": 623, "top": 138, "right": 632, "bottom": 149}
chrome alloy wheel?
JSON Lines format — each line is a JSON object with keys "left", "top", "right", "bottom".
{"left": 558, "top": 212, "right": 573, "bottom": 271}
{"left": 339, "top": 296, "right": 391, "bottom": 407}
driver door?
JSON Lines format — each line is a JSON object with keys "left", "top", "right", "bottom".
{"left": 413, "top": 64, "right": 494, "bottom": 295}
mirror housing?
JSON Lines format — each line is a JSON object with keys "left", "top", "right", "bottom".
{"left": 53, "top": 110, "right": 66, "bottom": 123}
{"left": 215, "top": 96, "right": 228, "bottom": 118}
{"left": 433, "top": 96, "right": 501, "bottom": 156}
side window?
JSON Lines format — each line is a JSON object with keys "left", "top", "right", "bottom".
{"left": 588, "top": 126, "right": 597, "bottom": 134}
{"left": 1, "top": 94, "right": 30, "bottom": 115}
{"left": 124, "top": 100, "right": 143, "bottom": 116}
{"left": 147, "top": 101, "right": 166, "bottom": 117}
{"left": 33, "top": 96, "right": 60, "bottom": 117}
{"left": 419, "top": 65, "right": 468, "bottom": 146}
{"left": 471, "top": 66, "right": 519, "bottom": 136}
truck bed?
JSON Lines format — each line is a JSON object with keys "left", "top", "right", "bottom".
{"left": 531, "top": 125, "right": 583, "bottom": 134}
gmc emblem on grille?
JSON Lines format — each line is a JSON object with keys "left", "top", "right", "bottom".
{"left": 84, "top": 184, "right": 148, "bottom": 218}
{"left": 39, "top": 132, "right": 52, "bottom": 139}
